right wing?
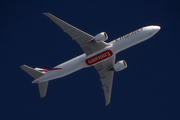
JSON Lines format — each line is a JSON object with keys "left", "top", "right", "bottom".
{"left": 43, "top": 13, "right": 108, "bottom": 56}
{"left": 94, "top": 56, "right": 116, "bottom": 106}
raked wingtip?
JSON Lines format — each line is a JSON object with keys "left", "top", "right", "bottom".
{"left": 43, "top": 12, "right": 50, "bottom": 16}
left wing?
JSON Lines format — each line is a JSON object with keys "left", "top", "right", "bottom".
{"left": 43, "top": 13, "right": 108, "bottom": 56}
{"left": 94, "top": 56, "right": 116, "bottom": 106}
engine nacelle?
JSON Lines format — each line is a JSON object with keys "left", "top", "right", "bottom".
{"left": 113, "top": 60, "right": 127, "bottom": 72}
{"left": 93, "top": 32, "right": 108, "bottom": 43}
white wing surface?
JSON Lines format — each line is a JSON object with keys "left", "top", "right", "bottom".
{"left": 43, "top": 13, "right": 108, "bottom": 55}
{"left": 94, "top": 56, "right": 116, "bottom": 106}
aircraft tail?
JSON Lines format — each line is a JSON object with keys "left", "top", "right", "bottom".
{"left": 20, "top": 65, "right": 49, "bottom": 98}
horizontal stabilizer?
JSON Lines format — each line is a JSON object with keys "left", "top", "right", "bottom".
{"left": 38, "top": 81, "right": 49, "bottom": 98}
{"left": 20, "top": 65, "right": 44, "bottom": 79}
{"left": 20, "top": 65, "right": 49, "bottom": 97}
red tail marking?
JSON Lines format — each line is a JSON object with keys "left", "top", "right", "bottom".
{"left": 42, "top": 70, "right": 49, "bottom": 72}
{"left": 50, "top": 68, "right": 62, "bottom": 71}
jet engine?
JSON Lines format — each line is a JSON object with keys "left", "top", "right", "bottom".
{"left": 93, "top": 32, "right": 108, "bottom": 43}
{"left": 113, "top": 60, "right": 127, "bottom": 72}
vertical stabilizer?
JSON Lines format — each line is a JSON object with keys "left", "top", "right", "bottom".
{"left": 38, "top": 81, "right": 48, "bottom": 98}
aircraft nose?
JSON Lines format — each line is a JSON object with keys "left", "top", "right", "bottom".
{"left": 143, "top": 25, "right": 161, "bottom": 35}
{"left": 153, "top": 26, "right": 161, "bottom": 30}
{"left": 143, "top": 25, "right": 160, "bottom": 31}
{"left": 152, "top": 26, "right": 161, "bottom": 34}
{"left": 152, "top": 26, "right": 161, "bottom": 32}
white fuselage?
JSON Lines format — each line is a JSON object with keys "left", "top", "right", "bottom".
{"left": 32, "top": 25, "right": 160, "bottom": 83}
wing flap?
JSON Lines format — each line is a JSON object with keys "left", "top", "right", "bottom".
{"left": 100, "top": 70, "right": 114, "bottom": 106}
{"left": 94, "top": 56, "right": 116, "bottom": 106}
{"left": 43, "top": 13, "right": 93, "bottom": 45}
{"left": 43, "top": 13, "right": 109, "bottom": 55}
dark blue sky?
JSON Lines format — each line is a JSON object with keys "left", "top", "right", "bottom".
{"left": 1, "top": 0, "right": 180, "bottom": 120}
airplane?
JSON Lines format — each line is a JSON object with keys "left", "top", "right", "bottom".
{"left": 21, "top": 13, "right": 160, "bottom": 106}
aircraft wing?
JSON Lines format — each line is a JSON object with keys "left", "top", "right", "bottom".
{"left": 94, "top": 56, "right": 116, "bottom": 106}
{"left": 43, "top": 13, "right": 108, "bottom": 56}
